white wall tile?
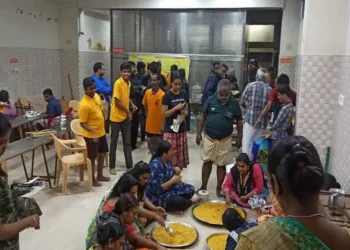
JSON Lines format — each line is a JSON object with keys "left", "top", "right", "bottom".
{"left": 295, "top": 55, "right": 350, "bottom": 192}
{"left": 0, "top": 47, "right": 61, "bottom": 102}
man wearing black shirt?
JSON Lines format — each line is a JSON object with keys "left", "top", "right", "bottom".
{"left": 141, "top": 62, "right": 167, "bottom": 90}
{"left": 129, "top": 61, "right": 146, "bottom": 149}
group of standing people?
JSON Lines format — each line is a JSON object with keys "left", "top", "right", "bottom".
{"left": 195, "top": 60, "right": 297, "bottom": 201}
{"left": 80, "top": 60, "right": 192, "bottom": 187}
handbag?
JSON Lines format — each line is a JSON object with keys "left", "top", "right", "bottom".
{"left": 11, "top": 183, "right": 43, "bottom": 219}
{"left": 14, "top": 197, "right": 42, "bottom": 219}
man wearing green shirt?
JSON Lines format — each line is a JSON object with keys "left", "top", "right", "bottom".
{"left": 196, "top": 79, "right": 243, "bottom": 197}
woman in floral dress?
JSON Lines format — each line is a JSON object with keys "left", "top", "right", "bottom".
{"left": 146, "top": 141, "right": 198, "bottom": 212}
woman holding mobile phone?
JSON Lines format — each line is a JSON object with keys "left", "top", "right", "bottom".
{"left": 162, "top": 72, "right": 189, "bottom": 169}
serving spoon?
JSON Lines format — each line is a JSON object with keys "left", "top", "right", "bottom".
{"left": 164, "top": 222, "right": 174, "bottom": 235}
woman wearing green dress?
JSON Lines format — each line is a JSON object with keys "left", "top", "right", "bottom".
{"left": 236, "top": 136, "right": 350, "bottom": 250}
{"left": 0, "top": 113, "right": 41, "bottom": 250}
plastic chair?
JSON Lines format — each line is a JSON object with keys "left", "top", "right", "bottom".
{"left": 69, "top": 100, "right": 80, "bottom": 118}
{"left": 102, "top": 101, "right": 109, "bottom": 120}
{"left": 70, "top": 119, "right": 109, "bottom": 168}
{"left": 51, "top": 134, "right": 93, "bottom": 194}
{"left": 70, "top": 119, "right": 86, "bottom": 147}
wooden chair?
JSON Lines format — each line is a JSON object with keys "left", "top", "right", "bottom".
{"left": 69, "top": 100, "right": 80, "bottom": 118}
{"left": 70, "top": 119, "right": 109, "bottom": 168}
{"left": 51, "top": 134, "right": 93, "bottom": 194}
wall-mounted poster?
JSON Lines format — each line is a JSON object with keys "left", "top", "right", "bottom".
{"left": 128, "top": 53, "right": 190, "bottom": 81}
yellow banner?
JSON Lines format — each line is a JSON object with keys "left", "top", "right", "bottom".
{"left": 128, "top": 54, "right": 190, "bottom": 81}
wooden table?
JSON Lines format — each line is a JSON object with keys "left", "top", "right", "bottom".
{"left": 0, "top": 137, "right": 54, "bottom": 188}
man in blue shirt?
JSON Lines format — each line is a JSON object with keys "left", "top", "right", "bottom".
{"left": 92, "top": 62, "right": 112, "bottom": 132}
{"left": 92, "top": 62, "right": 112, "bottom": 103}
{"left": 201, "top": 61, "right": 223, "bottom": 105}
{"left": 43, "top": 88, "right": 62, "bottom": 117}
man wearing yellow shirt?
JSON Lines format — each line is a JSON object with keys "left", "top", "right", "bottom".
{"left": 109, "top": 63, "right": 136, "bottom": 173}
{"left": 142, "top": 74, "right": 165, "bottom": 154}
{"left": 79, "top": 77, "right": 110, "bottom": 187}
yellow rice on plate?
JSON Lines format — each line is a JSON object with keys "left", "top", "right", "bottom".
{"left": 207, "top": 233, "right": 229, "bottom": 250}
{"left": 193, "top": 202, "right": 246, "bottom": 225}
{"left": 152, "top": 223, "right": 197, "bottom": 246}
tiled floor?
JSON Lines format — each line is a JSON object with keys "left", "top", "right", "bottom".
{"left": 6, "top": 134, "right": 248, "bottom": 250}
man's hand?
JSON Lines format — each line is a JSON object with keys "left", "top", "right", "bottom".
{"left": 196, "top": 133, "right": 202, "bottom": 145}
{"left": 255, "top": 117, "right": 262, "bottom": 128}
{"left": 90, "top": 130, "right": 99, "bottom": 142}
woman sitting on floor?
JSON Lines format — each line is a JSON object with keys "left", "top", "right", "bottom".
{"left": 89, "top": 194, "right": 138, "bottom": 250}
{"left": 146, "top": 140, "right": 199, "bottom": 212}
{"left": 126, "top": 161, "right": 166, "bottom": 220}
{"left": 86, "top": 175, "right": 166, "bottom": 250}
{"left": 236, "top": 136, "right": 350, "bottom": 250}
{"left": 89, "top": 211, "right": 126, "bottom": 250}
{"left": 222, "top": 153, "right": 268, "bottom": 208}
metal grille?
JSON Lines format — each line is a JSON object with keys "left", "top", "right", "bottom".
{"left": 111, "top": 9, "right": 246, "bottom": 91}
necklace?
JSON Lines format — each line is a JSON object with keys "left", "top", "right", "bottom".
{"left": 238, "top": 173, "right": 249, "bottom": 195}
{"left": 286, "top": 213, "right": 324, "bottom": 219}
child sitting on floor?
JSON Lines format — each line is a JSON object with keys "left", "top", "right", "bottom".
{"left": 222, "top": 208, "right": 258, "bottom": 249}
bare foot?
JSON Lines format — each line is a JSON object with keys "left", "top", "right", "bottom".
{"left": 93, "top": 181, "right": 102, "bottom": 187}
{"left": 97, "top": 176, "right": 111, "bottom": 182}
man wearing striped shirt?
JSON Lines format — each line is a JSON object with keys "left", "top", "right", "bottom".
{"left": 240, "top": 68, "right": 271, "bottom": 158}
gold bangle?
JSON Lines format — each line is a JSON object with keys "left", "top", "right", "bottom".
{"left": 30, "top": 216, "right": 36, "bottom": 228}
